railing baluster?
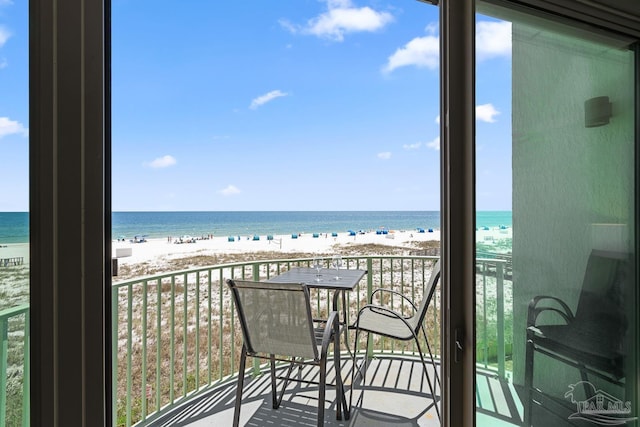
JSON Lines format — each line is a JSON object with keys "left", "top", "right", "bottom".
{"left": 230, "top": 270, "right": 235, "bottom": 378}
{"left": 0, "top": 316, "right": 8, "bottom": 427}
{"left": 208, "top": 269, "right": 213, "bottom": 386}
{"left": 111, "top": 287, "right": 119, "bottom": 426}
{"left": 196, "top": 271, "right": 201, "bottom": 391}
{"left": 400, "top": 257, "right": 406, "bottom": 355}
{"left": 390, "top": 259, "right": 395, "bottom": 354}
{"left": 366, "top": 258, "right": 373, "bottom": 359}
{"left": 126, "top": 285, "right": 133, "bottom": 426}
{"left": 22, "top": 310, "right": 30, "bottom": 427}
{"left": 170, "top": 277, "right": 175, "bottom": 404}
{"left": 141, "top": 281, "right": 148, "bottom": 420}
{"left": 155, "top": 279, "right": 162, "bottom": 415}
{"left": 183, "top": 273, "right": 188, "bottom": 397}
{"left": 219, "top": 269, "right": 224, "bottom": 381}
{"left": 496, "top": 261, "right": 505, "bottom": 380}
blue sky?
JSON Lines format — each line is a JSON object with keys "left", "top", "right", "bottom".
{"left": 0, "top": 0, "right": 512, "bottom": 212}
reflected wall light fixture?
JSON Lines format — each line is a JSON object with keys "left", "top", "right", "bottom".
{"left": 584, "top": 96, "right": 612, "bottom": 127}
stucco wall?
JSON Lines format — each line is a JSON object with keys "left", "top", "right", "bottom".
{"left": 510, "top": 22, "right": 634, "bottom": 399}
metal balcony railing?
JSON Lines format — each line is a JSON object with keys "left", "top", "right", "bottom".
{"left": 110, "top": 255, "right": 511, "bottom": 427}
{"left": 0, "top": 255, "right": 512, "bottom": 427}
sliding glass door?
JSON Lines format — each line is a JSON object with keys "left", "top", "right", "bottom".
{"left": 475, "top": 3, "right": 637, "bottom": 426}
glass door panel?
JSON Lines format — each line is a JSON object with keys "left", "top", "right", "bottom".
{"left": 475, "top": 4, "right": 636, "bottom": 426}
{"left": 0, "top": 0, "right": 29, "bottom": 425}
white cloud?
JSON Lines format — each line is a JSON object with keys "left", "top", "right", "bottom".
{"left": 476, "top": 103, "right": 500, "bottom": 123}
{"left": 382, "top": 24, "right": 438, "bottom": 74}
{"left": 377, "top": 151, "right": 391, "bottom": 160}
{"left": 250, "top": 90, "right": 288, "bottom": 110}
{"left": 435, "top": 115, "right": 440, "bottom": 124}
{"left": 281, "top": 0, "right": 394, "bottom": 42}
{"left": 147, "top": 155, "right": 176, "bottom": 168}
{"left": 403, "top": 142, "right": 422, "bottom": 150}
{"left": 0, "top": 117, "right": 28, "bottom": 139}
{"left": 0, "top": 26, "right": 11, "bottom": 48}
{"left": 219, "top": 184, "right": 241, "bottom": 196}
{"left": 476, "top": 21, "right": 511, "bottom": 61}
{"left": 426, "top": 136, "right": 440, "bottom": 151}
{"left": 383, "top": 20, "right": 510, "bottom": 74}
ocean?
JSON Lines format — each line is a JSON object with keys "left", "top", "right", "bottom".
{"left": 0, "top": 211, "right": 512, "bottom": 243}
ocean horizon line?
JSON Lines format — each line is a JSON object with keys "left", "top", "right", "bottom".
{"left": 1, "top": 211, "right": 512, "bottom": 244}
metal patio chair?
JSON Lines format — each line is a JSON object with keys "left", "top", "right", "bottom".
{"left": 350, "top": 259, "right": 441, "bottom": 421}
{"left": 226, "top": 279, "right": 347, "bottom": 427}
{"left": 524, "top": 249, "right": 630, "bottom": 426}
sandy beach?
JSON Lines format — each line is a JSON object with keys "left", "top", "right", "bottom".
{"left": 113, "top": 229, "right": 443, "bottom": 265}
{"left": 112, "top": 227, "right": 511, "bottom": 267}
{"left": 0, "top": 226, "right": 512, "bottom": 286}
{"left": 0, "top": 226, "right": 512, "bottom": 272}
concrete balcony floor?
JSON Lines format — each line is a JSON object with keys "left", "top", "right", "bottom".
{"left": 147, "top": 355, "right": 522, "bottom": 427}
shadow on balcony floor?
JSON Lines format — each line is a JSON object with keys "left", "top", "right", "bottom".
{"left": 146, "top": 356, "right": 521, "bottom": 427}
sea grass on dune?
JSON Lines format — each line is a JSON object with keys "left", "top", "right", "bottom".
{"left": 114, "top": 240, "right": 440, "bottom": 281}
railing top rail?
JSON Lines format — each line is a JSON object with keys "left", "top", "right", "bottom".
{"left": 476, "top": 257, "right": 509, "bottom": 264}
{"left": 0, "top": 303, "right": 30, "bottom": 318}
{"left": 111, "top": 254, "right": 442, "bottom": 289}
{"left": 111, "top": 254, "right": 510, "bottom": 289}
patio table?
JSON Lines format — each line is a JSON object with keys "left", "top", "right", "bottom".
{"left": 266, "top": 266, "right": 366, "bottom": 420}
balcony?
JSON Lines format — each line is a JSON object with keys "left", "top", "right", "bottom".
{"left": 112, "top": 256, "right": 517, "bottom": 426}
{"left": 0, "top": 254, "right": 517, "bottom": 426}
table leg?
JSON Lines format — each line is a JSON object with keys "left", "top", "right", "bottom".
{"left": 332, "top": 291, "right": 350, "bottom": 420}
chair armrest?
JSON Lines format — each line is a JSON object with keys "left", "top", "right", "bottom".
{"left": 353, "top": 304, "right": 414, "bottom": 332}
{"left": 320, "top": 311, "right": 339, "bottom": 359}
{"left": 370, "top": 288, "right": 419, "bottom": 313}
{"left": 527, "top": 295, "right": 574, "bottom": 328}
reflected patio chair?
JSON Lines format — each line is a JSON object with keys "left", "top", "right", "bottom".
{"left": 226, "top": 279, "right": 347, "bottom": 427}
{"left": 524, "top": 250, "right": 629, "bottom": 426}
{"left": 350, "top": 260, "right": 441, "bottom": 421}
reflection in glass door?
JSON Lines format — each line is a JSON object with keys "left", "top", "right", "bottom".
{"left": 474, "top": 4, "right": 636, "bottom": 426}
